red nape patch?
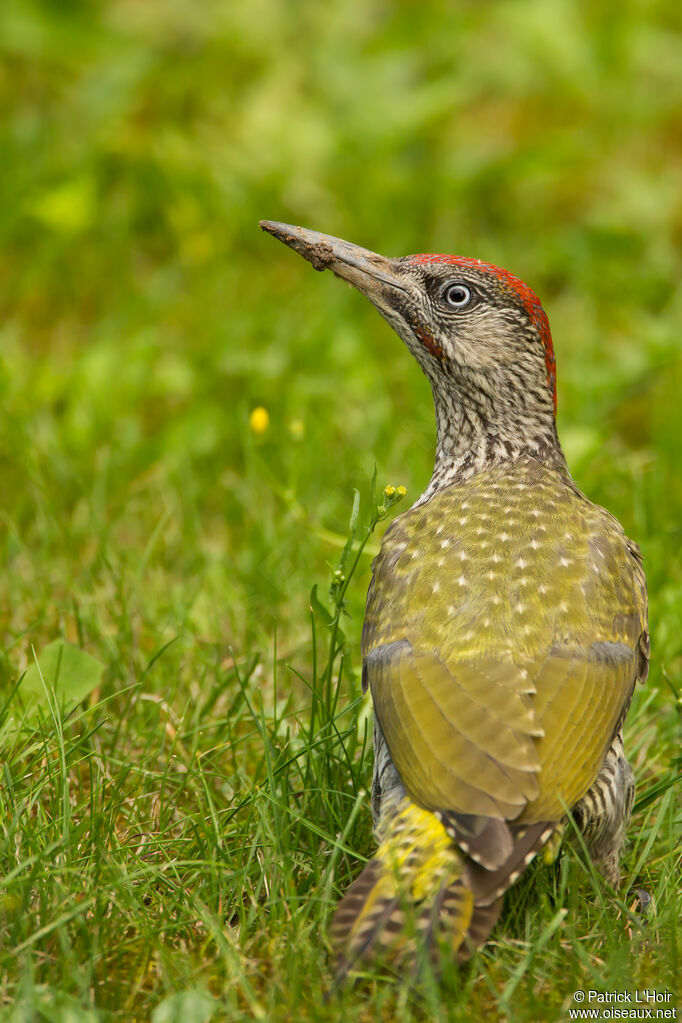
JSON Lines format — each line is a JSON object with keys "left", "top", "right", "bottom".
{"left": 409, "top": 254, "right": 557, "bottom": 413}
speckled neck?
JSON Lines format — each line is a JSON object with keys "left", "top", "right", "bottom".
{"left": 417, "top": 375, "right": 567, "bottom": 505}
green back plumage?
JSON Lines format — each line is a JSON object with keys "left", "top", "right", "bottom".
{"left": 363, "top": 456, "right": 647, "bottom": 827}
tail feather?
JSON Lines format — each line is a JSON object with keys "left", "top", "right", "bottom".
{"left": 437, "top": 811, "right": 513, "bottom": 870}
{"left": 456, "top": 897, "right": 504, "bottom": 962}
{"left": 331, "top": 800, "right": 474, "bottom": 978}
{"left": 330, "top": 859, "right": 402, "bottom": 981}
{"left": 463, "top": 820, "right": 554, "bottom": 905}
{"left": 414, "top": 878, "right": 475, "bottom": 970}
{"left": 331, "top": 799, "right": 556, "bottom": 981}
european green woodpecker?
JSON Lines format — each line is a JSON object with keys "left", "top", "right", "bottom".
{"left": 260, "top": 221, "right": 649, "bottom": 976}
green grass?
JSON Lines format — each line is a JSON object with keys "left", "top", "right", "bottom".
{"left": 1, "top": 0, "right": 681, "bottom": 1019}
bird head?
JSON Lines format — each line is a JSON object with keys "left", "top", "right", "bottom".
{"left": 260, "top": 222, "right": 561, "bottom": 478}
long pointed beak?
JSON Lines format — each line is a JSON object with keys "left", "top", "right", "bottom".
{"left": 259, "top": 221, "right": 408, "bottom": 296}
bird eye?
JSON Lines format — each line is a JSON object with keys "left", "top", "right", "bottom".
{"left": 443, "top": 283, "right": 472, "bottom": 308}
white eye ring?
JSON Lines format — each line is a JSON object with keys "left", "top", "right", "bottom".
{"left": 443, "top": 283, "right": 471, "bottom": 308}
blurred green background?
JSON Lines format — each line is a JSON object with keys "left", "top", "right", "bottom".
{"left": 0, "top": 0, "right": 681, "bottom": 1017}
{"left": 2, "top": 0, "right": 681, "bottom": 665}
{"left": 1, "top": 0, "right": 682, "bottom": 658}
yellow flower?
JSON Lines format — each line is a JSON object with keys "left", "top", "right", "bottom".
{"left": 396, "top": 485, "right": 407, "bottom": 497}
{"left": 383, "top": 485, "right": 396, "bottom": 497}
{"left": 249, "top": 406, "right": 270, "bottom": 434}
